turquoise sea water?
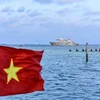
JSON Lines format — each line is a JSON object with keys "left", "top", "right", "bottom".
{"left": 1, "top": 45, "right": 100, "bottom": 100}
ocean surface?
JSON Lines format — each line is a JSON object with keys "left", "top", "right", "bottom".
{"left": 1, "top": 45, "right": 100, "bottom": 100}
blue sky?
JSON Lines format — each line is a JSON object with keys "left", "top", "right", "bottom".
{"left": 0, "top": 0, "right": 100, "bottom": 44}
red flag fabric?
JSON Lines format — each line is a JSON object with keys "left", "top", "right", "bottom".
{"left": 0, "top": 46, "right": 44, "bottom": 96}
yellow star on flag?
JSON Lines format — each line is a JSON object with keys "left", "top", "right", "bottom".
{"left": 4, "top": 59, "right": 22, "bottom": 84}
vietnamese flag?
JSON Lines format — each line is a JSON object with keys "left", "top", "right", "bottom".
{"left": 0, "top": 46, "right": 44, "bottom": 96}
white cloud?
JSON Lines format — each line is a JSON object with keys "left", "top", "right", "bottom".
{"left": 17, "top": 6, "right": 25, "bottom": 12}
{"left": 0, "top": 0, "right": 100, "bottom": 44}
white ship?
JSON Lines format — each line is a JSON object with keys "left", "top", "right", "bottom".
{"left": 50, "top": 38, "right": 79, "bottom": 46}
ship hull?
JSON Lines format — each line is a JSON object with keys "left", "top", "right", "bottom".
{"left": 50, "top": 42, "right": 78, "bottom": 46}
